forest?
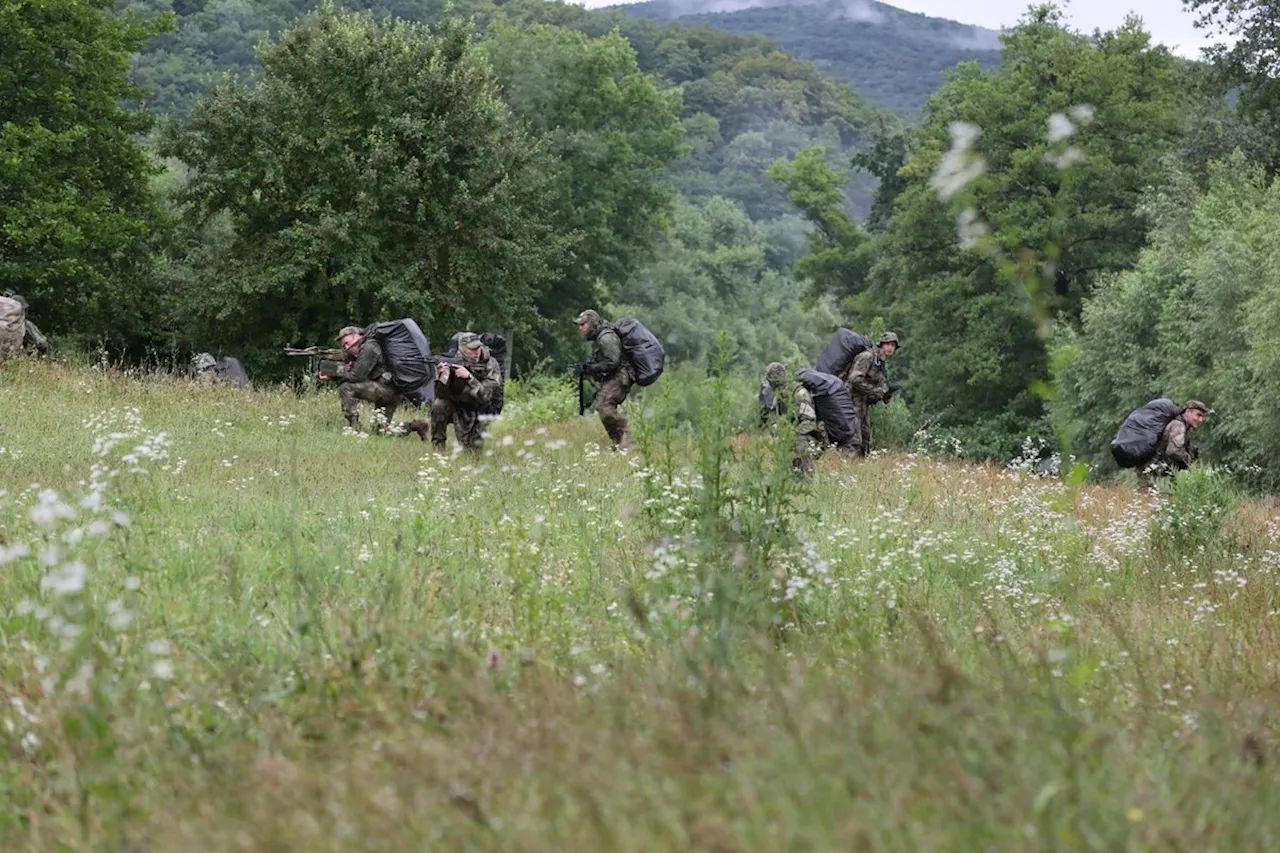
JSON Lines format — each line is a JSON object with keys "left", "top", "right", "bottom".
{"left": 6, "top": 0, "right": 1280, "bottom": 485}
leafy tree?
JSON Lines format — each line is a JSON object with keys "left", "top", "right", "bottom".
{"left": 1055, "top": 152, "right": 1280, "bottom": 488}
{"left": 160, "top": 5, "right": 565, "bottom": 371}
{"left": 0, "top": 0, "right": 173, "bottom": 348}
{"left": 482, "top": 23, "right": 685, "bottom": 335}
{"left": 614, "top": 195, "right": 838, "bottom": 370}
{"left": 779, "top": 7, "right": 1184, "bottom": 452}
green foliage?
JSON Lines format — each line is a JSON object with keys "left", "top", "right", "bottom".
{"left": 1054, "top": 152, "right": 1280, "bottom": 488}
{"left": 622, "top": 0, "right": 1001, "bottom": 114}
{"left": 0, "top": 0, "right": 174, "bottom": 350}
{"left": 779, "top": 6, "right": 1185, "bottom": 454}
{"left": 483, "top": 23, "right": 685, "bottom": 348}
{"left": 1150, "top": 467, "right": 1240, "bottom": 559}
{"left": 159, "top": 6, "right": 565, "bottom": 373}
{"left": 613, "top": 195, "right": 840, "bottom": 371}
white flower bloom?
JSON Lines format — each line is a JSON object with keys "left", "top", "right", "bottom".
{"left": 124, "top": 575, "right": 141, "bottom": 591}
{"left": 40, "top": 560, "right": 87, "bottom": 596}
{"left": 931, "top": 122, "right": 986, "bottom": 202}
{"left": 0, "top": 542, "right": 31, "bottom": 566}
{"left": 956, "top": 207, "right": 990, "bottom": 250}
{"left": 152, "top": 659, "right": 175, "bottom": 680}
{"left": 1047, "top": 112, "right": 1075, "bottom": 143}
{"left": 1069, "top": 103, "right": 1095, "bottom": 123}
{"left": 86, "top": 519, "right": 111, "bottom": 537}
{"left": 147, "top": 640, "right": 172, "bottom": 656}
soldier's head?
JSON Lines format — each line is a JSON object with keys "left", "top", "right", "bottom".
{"left": 3, "top": 289, "right": 28, "bottom": 309}
{"left": 337, "top": 325, "right": 364, "bottom": 355}
{"left": 457, "top": 332, "right": 485, "bottom": 363}
{"left": 574, "top": 310, "right": 602, "bottom": 339}
{"left": 877, "top": 331, "right": 900, "bottom": 357}
{"left": 764, "top": 362, "right": 788, "bottom": 388}
{"left": 193, "top": 352, "right": 217, "bottom": 372}
{"left": 1182, "top": 400, "right": 1208, "bottom": 430}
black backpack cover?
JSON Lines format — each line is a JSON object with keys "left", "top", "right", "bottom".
{"left": 215, "top": 356, "right": 251, "bottom": 389}
{"left": 1110, "top": 398, "right": 1180, "bottom": 468}
{"left": 614, "top": 318, "right": 665, "bottom": 387}
{"left": 815, "top": 328, "right": 872, "bottom": 378}
{"left": 797, "top": 369, "right": 858, "bottom": 448}
{"left": 365, "top": 319, "right": 432, "bottom": 393}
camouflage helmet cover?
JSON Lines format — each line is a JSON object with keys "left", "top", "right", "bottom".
{"left": 879, "top": 331, "right": 900, "bottom": 347}
{"left": 193, "top": 352, "right": 216, "bottom": 371}
{"left": 764, "top": 362, "right": 788, "bottom": 385}
{"left": 1182, "top": 399, "right": 1208, "bottom": 415}
{"left": 336, "top": 325, "right": 364, "bottom": 342}
{"left": 574, "top": 310, "right": 602, "bottom": 327}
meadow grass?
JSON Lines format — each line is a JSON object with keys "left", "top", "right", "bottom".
{"left": 2, "top": 358, "right": 1279, "bottom": 851}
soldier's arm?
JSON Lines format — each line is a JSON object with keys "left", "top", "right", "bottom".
{"left": 1164, "top": 420, "right": 1194, "bottom": 468}
{"left": 337, "top": 341, "right": 382, "bottom": 384}
{"left": 846, "top": 351, "right": 887, "bottom": 399}
{"left": 461, "top": 359, "right": 500, "bottom": 404}
{"left": 585, "top": 330, "right": 623, "bottom": 377}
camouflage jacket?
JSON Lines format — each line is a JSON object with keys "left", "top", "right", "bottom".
{"left": 1157, "top": 418, "right": 1195, "bottom": 469}
{"left": 583, "top": 326, "right": 632, "bottom": 382}
{"left": 436, "top": 348, "right": 502, "bottom": 408}
{"left": 333, "top": 339, "right": 391, "bottom": 385}
{"left": 761, "top": 381, "right": 824, "bottom": 440}
{"left": 845, "top": 348, "right": 888, "bottom": 401}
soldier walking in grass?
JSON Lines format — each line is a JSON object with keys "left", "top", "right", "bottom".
{"left": 574, "top": 310, "right": 634, "bottom": 450}
{"left": 320, "top": 325, "right": 402, "bottom": 432}
{"left": 761, "top": 362, "right": 827, "bottom": 477}
{"left": 1138, "top": 400, "right": 1208, "bottom": 490}
{"left": 844, "top": 331, "right": 900, "bottom": 456}
{"left": 405, "top": 333, "right": 501, "bottom": 453}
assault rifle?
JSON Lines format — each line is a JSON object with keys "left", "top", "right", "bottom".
{"left": 284, "top": 345, "right": 349, "bottom": 362}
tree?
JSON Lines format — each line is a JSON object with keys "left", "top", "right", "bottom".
{"left": 161, "top": 5, "right": 566, "bottom": 371}
{"left": 0, "top": 0, "right": 172, "bottom": 348}
{"left": 779, "top": 6, "right": 1184, "bottom": 453}
{"left": 482, "top": 23, "right": 685, "bottom": 339}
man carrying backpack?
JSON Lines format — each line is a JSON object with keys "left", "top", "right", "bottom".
{"left": 844, "top": 332, "right": 900, "bottom": 456}
{"left": 761, "top": 362, "right": 827, "bottom": 477}
{"left": 320, "top": 325, "right": 402, "bottom": 432}
{"left": 1138, "top": 400, "right": 1208, "bottom": 489}
{"left": 404, "top": 333, "right": 501, "bottom": 453}
{"left": 574, "top": 310, "right": 634, "bottom": 450}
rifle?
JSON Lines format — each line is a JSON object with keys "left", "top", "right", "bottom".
{"left": 284, "top": 345, "right": 350, "bottom": 362}
{"left": 578, "top": 368, "right": 586, "bottom": 416}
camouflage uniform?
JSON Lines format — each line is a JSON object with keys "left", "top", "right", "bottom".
{"left": 329, "top": 327, "right": 401, "bottom": 431}
{"left": 417, "top": 334, "right": 501, "bottom": 452}
{"left": 1138, "top": 402, "right": 1206, "bottom": 489}
{"left": 843, "top": 332, "right": 899, "bottom": 456}
{"left": 577, "top": 310, "right": 633, "bottom": 449}
{"left": 763, "top": 363, "right": 826, "bottom": 477}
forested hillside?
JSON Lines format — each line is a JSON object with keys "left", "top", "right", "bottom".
{"left": 620, "top": 0, "right": 1002, "bottom": 112}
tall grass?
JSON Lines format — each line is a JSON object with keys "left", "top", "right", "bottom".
{"left": 2, "top": 358, "right": 1280, "bottom": 850}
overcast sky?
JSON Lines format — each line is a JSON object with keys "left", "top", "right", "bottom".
{"left": 577, "top": 0, "right": 1218, "bottom": 57}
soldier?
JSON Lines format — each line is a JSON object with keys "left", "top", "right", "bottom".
{"left": 194, "top": 352, "right": 251, "bottom": 388}
{"left": 1, "top": 290, "right": 49, "bottom": 356}
{"left": 574, "top": 310, "right": 633, "bottom": 450}
{"left": 761, "top": 362, "right": 827, "bottom": 477}
{"left": 1138, "top": 400, "right": 1208, "bottom": 490}
{"left": 320, "top": 325, "right": 402, "bottom": 432}
{"left": 844, "top": 331, "right": 900, "bottom": 456}
{"left": 405, "top": 333, "right": 501, "bottom": 453}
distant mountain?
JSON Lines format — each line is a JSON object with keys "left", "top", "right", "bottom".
{"left": 619, "top": 0, "right": 1002, "bottom": 112}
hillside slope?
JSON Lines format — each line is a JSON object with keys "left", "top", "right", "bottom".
{"left": 620, "top": 0, "right": 1002, "bottom": 111}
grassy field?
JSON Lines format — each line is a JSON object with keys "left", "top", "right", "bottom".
{"left": 2, "top": 357, "right": 1280, "bottom": 851}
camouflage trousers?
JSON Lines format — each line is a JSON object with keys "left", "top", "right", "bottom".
{"left": 338, "top": 381, "right": 402, "bottom": 431}
{"left": 793, "top": 432, "right": 824, "bottom": 478}
{"left": 850, "top": 395, "right": 873, "bottom": 457}
{"left": 429, "top": 397, "right": 487, "bottom": 452}
{"left": 594, "top": 374, "right": 633, "bottom": 449}
{"left": 1137, "top": 458, "right": 1184, "bottom": 491}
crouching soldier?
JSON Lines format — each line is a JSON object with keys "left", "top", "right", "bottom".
{"left": 1139, "top": 400, "right": 1208, "bottom": 489}
{"left": 194, "top": 352, "right": 251, "bottom": 388}
{"left": 321, "top": 325, "right": 402, "bottom": 432}
{"left": 574, "top": 310, "right": 633, "bottom": 450}
{"left": 761, "top": 363, "right": 827, "bottom": 478}
{"left": 845, "top": 331, "right": 899, "bottom": 456}
{"left": 405, "top": 333, "right": 501, "bottom": 453}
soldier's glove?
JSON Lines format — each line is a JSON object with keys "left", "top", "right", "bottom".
{"left": 882, "top": 390, "right": 894, "bottom": 404}
{"left": 1189, "top": 443, "right": 1201, "bottom": 461}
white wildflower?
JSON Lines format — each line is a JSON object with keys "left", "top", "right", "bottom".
{"left": 40, "top": 560, "right": 87, "bottom": 596}
{"left": 931, "top": 122, "right": 986, "bottom": 201}
{"left": 1047, "top": 112, "right": 1075, "bottom": 143}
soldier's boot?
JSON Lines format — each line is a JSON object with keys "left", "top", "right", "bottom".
{"left": 343, "top": 410, "right": 360, "bottom": 430}
{"left": 617, "top": 425, "right": 634, "bottom": 451}
{"left": 403, "top": 419, "right": 431, "bottom": 441}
